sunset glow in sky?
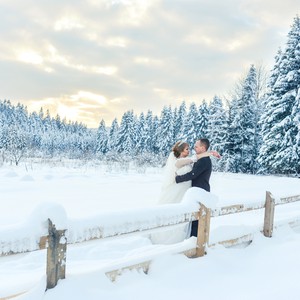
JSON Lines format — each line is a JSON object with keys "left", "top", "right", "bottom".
{"left": 0, "top": 0, "right": 298, "bottom": 127}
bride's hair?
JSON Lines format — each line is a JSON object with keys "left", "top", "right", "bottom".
{"left": 172, "top": 141, "right": 189, "bottom": 158}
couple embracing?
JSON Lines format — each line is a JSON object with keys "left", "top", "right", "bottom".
{"left": 158, "top": 138, "right": 220, "bottom": 240}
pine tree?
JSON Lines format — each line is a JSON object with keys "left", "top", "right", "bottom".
{"left": 144, "top": 110, "right": 154, "bottom": 153}
{"left": 116, "top": 110, "right": 136, "bottom": 155}
{"left": 96, "top": 119, "right": 109, "bottom": 155}
{"left": 207, "top": 96, "right": 227, "bottom": 151}
{"left": 226, "top": 65, "right": 258, "bottom": 173}
{"left": 107, "top": 118, "right": 119, "bottom": 152}
{"left": 151, "top": 115, "right": 160, "bottom": 154}
{"left": 258, "top": 16, "right": 300, "bottom": 175}
{"left": 222, "top": 98, "right": 238, "bottom": 172}
{"left": 28, "top": 111, "right": 43, "bottom": 150}
{"left": 172, "top": 107, "right": 178, "bottom": 142}
{"left": 136, "top": 112, "right": 147, "bottom": 154}
{"left": 174, "top": 101, "right": 187, "bottom": 141}
{"left": 0, "top": 108, "right": 9, "bottom": 155}
{"left": 197, "top": 100, "right": 209, "bottom": 138}
{"left": 183, "top": 102, "right": 199, "bottom": 146}
{"left": 157, "top": 106, "right": 174, "bottom": 156}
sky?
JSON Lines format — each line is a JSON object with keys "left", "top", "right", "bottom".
{"left": 1, "top": 164, "right": 300, "bottom": 299}
{"left": 0, "top": 0, "right": 298, "bottom": 128}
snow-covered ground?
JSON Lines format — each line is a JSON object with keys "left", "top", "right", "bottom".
{"left": 1, "top": 163, "right": 300, "bottom": 300}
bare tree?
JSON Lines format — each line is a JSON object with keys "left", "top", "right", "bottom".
{"left": 228, "top": 62, "right": 269, "bottom": 101}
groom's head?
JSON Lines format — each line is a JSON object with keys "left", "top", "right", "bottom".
{"left": 194, "top": 138, "right": 210, "bottom": 154}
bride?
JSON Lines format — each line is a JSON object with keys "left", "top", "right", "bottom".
{"left": 158, "top": 140, "right": 219, "bottom": 205}
{"left": 151, "top": 141, "right": 219, "bottom": 244}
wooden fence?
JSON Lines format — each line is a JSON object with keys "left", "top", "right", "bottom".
{"left": 1, "top": 191, "right": 300, "bottom": 299}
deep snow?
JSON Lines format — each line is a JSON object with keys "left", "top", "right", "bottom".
{"left": 0, "top": 163, "right": 300, "bottom": 300}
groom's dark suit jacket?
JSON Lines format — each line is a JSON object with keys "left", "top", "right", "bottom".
{"left": 176, "top": 156, "right": 212, "bottom": 237}
{"left": 175, "top": 156, "right": 212, "bottom": 192}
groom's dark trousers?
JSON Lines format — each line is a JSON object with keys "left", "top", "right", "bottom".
{"left": 175, "top": 157, "right": 212, "bottom": 237}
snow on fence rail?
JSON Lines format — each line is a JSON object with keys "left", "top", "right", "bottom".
{"left": 0, "top": 202, "right": 200, "bottom": 255}
{"left": 211, "top": 193, "right": 300, "bottom": 217}
{"left": 1, "top": 191, "right": 300, "bottom": 298}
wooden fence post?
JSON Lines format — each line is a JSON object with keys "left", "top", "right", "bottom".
{"left": 46, "top": 219, "right": 67, "bottom": 290}
{"left": 263, "top": 191, "right": 275, "bottom": 237}
{"left": 196, "top": 204, "right": 211, "bottom": 257}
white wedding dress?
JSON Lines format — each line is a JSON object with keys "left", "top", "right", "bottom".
{"left": 151, "top": 152, "right": 194, "bottom": 244}
{"left": 158, "top": 152, "right": 193, "bottom": 204}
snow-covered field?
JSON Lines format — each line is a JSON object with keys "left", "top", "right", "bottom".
{"left": 1, "top": 163, "right": 300, "bottom": 300}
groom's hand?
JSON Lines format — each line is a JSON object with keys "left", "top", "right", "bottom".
{"left": 211, "top": 150, "right": 221, "bottom": 159}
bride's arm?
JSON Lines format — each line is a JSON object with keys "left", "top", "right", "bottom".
{"left": 197, "top": 150, "right": 221, "bottom": 160}
{"left": 175, "top": 157, "right": 195, "bottom": 168}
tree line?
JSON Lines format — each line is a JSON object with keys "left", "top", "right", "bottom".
{"left": 0, "top": 16, "right": 299, "bottom": 176}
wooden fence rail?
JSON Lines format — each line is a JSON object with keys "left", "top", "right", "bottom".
{"left": 1, "top": 191, "right": 300, "bottom": 298}
{"left": 47, "top": 191, "right": 300, "bottom": 288}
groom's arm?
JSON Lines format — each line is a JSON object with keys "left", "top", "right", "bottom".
{"left": 175, "top": 159, "right": 209, "bottom": 183}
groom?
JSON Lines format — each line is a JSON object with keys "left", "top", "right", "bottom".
{"left": 175, "top": 138, "right": 212, "bottom": 237}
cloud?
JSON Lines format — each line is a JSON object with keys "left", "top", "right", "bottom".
{"left": 26, "top": 91, "right": 111, "bottom": 128}
{"left": 17, "top": 51, "right": 44, "bottom": 65}
{"left": 0, "top": 0, "right": 298, "bottom": 127}
{"left": 54, "top": 17, "right": 85, "bottom": 32}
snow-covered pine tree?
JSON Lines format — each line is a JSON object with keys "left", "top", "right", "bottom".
{"left": 131, "top": 113, "right": 139, "bottom": 154}
{"left": 107, "top": 118, "right": 119, "bottom": 152}
{"left": 227, "top": 65, "right": 258, "bottom": 173}
{"left": 38, "top": 107, "right": 44, "bottom": 122}
{"left": 76, "top": 123, "right": 95, "bottom": 160}
{"left": 135, "top": 111, "right": 161, "bottom": 168}
{"left": 174, "top": 101, "right": 187, "bottom": 141}
{"left": 197, "top": 100, "right": 209, "bottom": 138}
{"left": 207, "top": 96, "right": 227, "bottom": 152}
{"left": 172, "top": 107, "right": 178, "bottom": 142}
{"left": 183, "top": 102, "right": 199, "bottom": 146}
{"left": 135, "top": 112, "right": 147, "bottom": 154}
{"left": 206, "top": 96, "right": 227, "bottom": 171}
{"left": 43, "top": 110, "right": 52, "bottom": 133}
{"left": 157, "top": 105, "right": 174, "bottom": 156}
{"left": 96, "top": 119, "right": 109, "bottom": 155}
{"left": 69, "top": 122, "right": 95, "bottom": 159}
{"left": 144, "top": 110, "right": 154, "bottom": 153}
{"left": 151, "top": 115, "right": 160, "bottom": 154}
{"left": 28, "top": 111, "right": 43, "bottom": 151}
{"left": 223, "top": 97, "right": 239, "bottom": 172}
{"left": 258, "top": 16, "right": 300, "bottom": 175}
{"left": 53, "top": 115, "right": 68, "bottom": 154}
{"left": 55, "top": 114, "right": 63, "bottom": 130}
{"left": 0, "top": 102, "right": 9, "bottom": 159}
{"left": 15, "top": 103, "right": 29, "bottom": 130}
{"left": 115, "top": 110, "right": 136, "bottom": 155}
